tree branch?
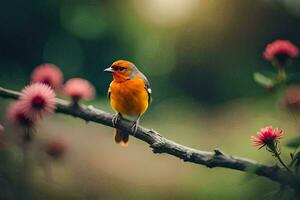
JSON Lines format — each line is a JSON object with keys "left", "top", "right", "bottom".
{"left": 0, "top": 86, "right": 300, "bottom": 190}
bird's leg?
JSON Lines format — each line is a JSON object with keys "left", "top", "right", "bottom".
{"left": 131, "top": 116, "right": 141, "bottom": 136}
{"left": 112, "top": 112, "right": 122, "bottom": 127}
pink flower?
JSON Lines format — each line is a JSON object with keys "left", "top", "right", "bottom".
{"left": 282, "top": 85, "right": 300, "bottom": 110}
{"left": 19, "top": 83, "right": 56, "bottom": 119}
{"left": 63, "top": 78, "right": 96, "bottom": 101}
{"left": 7, "top": 102, "right": 35, "bottom": 127}
{"left": 31, "top": 63, "right": 64, "bottom": 91}
{"left": 251, "top": 126, "right": 283, "bottom": 149}
{"left": 263, "top": 40, "right": 299, "bottom": 63}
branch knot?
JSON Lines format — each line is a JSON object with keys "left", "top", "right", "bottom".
{"left": 214, "top": 149, "right": 225, "bottom": 156}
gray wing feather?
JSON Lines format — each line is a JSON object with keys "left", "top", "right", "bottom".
{"left": 139, "top": 72, "right": 152, "bottom": 104}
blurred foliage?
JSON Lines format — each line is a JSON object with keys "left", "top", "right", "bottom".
{"left": 253, "top": 72, "right": 275, "bottom": 89}
{"left": 1, "top": 0, "right": 300, "bottom": 199}
{"left": 286, "top": 137, "right": 300, "bottom": 148}
{"left": 1, "top": 0, "right": 300, "bottom": 105}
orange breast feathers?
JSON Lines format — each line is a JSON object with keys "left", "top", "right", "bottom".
{"left": 109, "top": 76, "right": 149, "bottom": 117}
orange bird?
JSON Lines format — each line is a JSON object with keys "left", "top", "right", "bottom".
{"left": 104, "top": 60, "right": 151, "bottom": 146}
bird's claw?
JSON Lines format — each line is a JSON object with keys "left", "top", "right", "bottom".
{"left": 131, "top": 122, "right": 138, "bottom": 136}
{"left": 112, "top": 113, "right": 121, "bottom": 127}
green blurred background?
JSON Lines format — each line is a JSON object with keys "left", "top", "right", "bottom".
{"left": 1, "top": 0, "right": 300, "bottom": 199}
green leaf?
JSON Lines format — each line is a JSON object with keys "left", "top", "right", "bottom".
{"left": 286, "top": 137, "right": 300, "bottom": 148}
{"left": 253, "top": 72, "right": 274, "bottom": 89}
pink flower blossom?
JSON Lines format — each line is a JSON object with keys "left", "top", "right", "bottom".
{"left": 63, "top": 78, "right": 95, "bottom": 101}
{"left": 282, "top": 85, "right": 300, "bottom": 110}
{"left": 263, "top": 40, "right": 299, "bottom": 63}
{"left": 7, "top": 102, "right": 35, "bottom": 127}
{"left": 251, "top": 126, "right": 283, "bottom": 149}
{"left": 31, "top": 63, "right": 64, "bottom": 91}
{"left": 19, "top": 83, "right": 56, "bottom": 119}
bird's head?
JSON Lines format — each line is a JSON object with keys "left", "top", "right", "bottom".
{"left": 104, "top": 60, "right": 139, "bottom": 82}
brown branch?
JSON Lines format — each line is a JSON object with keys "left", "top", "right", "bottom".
{"left": 0, "top": 86, "right": 300, "bottom": 190}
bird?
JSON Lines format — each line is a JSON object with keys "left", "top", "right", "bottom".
{"left": 104, "top": 60, "right": 151, "bottom": 146}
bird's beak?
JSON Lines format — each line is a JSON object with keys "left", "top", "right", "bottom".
{"left": 104, "top": 67, "right": 114, "bottom": 73}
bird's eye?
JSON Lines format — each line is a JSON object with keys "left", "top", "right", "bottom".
{"left": 118, "top": 67, "right": 126, "bottom": 71}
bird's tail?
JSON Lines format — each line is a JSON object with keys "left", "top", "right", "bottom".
{"left": 114, "top": 129, "right": 129, "bottom": 147}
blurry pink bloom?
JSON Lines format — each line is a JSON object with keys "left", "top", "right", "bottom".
{"left": 263, "top": 40, "right": 299, "bottom": 63}
{"left": 251, "top": 126, "right": 283, "bottom": 149}
{"left": 7, "top": 102, "right": 35, "bottom": 127}
{"left": 45, "top": 139, "right": 67, "bottom": 159}
{"left": 19, "top": 83, "right": 56, "bottom": 119}
{"left": 63, "top": 78, "right": 96, "bottom": 101}
{"left": 282, "top": 85, "right": 300, "bottom": 110}
{"left": 31, "top": 63, "right": 64, "bottom": 91}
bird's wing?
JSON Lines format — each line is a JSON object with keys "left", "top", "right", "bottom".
{"left": 140, "top": 73, "right": 152, "bottom": 104}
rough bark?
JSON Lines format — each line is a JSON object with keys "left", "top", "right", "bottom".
{"left": 0, "top": 86, "right": 299, "bottom": 190}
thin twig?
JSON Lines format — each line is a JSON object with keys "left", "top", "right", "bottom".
{"left": 0, "top": 86, "right": 300, "bottom": 190}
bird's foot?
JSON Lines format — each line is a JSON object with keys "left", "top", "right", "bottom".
{"left": 112, "top": 113, "right": 121, "bottom": 127}
{"left": 131, "top": 121, "right": 139, "bottom": 136}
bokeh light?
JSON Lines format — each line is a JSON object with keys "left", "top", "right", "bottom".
{"left": 132, "top": 0, "right": 198, "bottom": 27}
